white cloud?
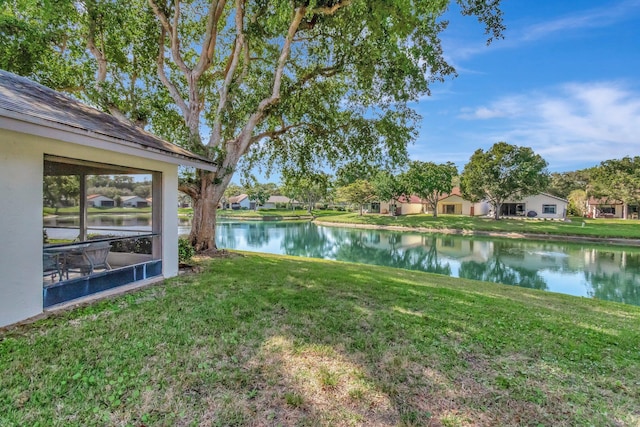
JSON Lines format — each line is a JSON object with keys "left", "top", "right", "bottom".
{"left": 522, "top": 0, "right": 640, "bottom": 42}
{"left": 456, "top": 81, "right": 640, "bottom": 170}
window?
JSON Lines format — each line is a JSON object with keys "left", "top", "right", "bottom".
{"left": 542, "top": 204, "right": 556, "bottom": 214}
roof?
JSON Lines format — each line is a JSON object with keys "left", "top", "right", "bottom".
{"left": 87, "top": 194, "right": 113, "bottom": 200}
{"left": 0, "top": 70, "right": 215, "bottom": 170}
{"left": 266, "top": 195, "right": 292, "bottom": 204}
{"left": 438, "top": 187, "right": 463, "bottom": 201}
{"left": 120, "top": 195, "right": 146, "bottom": 201}
{"left": 588, "top": 196, "right": 623, "bottom": 205}
{"left": 229, "top": 194, "right": 248, "bottom": 203}
{"left": 398, "top": 195, "right": 422, "bottom": 204}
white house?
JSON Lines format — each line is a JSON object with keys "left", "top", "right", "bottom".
{"left": 0, "top": 71, "right": 215, "bottom": 327}
{"left": 87, "top": 194, "right": 115, "bottom": 207}
{"left": 258, "top": 195, "right": 298, "bottom": 209}
{"left": 229, "top": 194, "right": 251, "bottom": 209}
{"left": 501, "top": 193, "right": 568, "bottom": 219}
{"left": 120, "top": 195, "right": 150, "bottom": 208}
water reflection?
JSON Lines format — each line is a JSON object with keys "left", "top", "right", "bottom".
{"left": 215, "top": 221, "right": 640, "bottom": 306}
{"left": 44, "top": 214, "right": 152, "bottom": 227}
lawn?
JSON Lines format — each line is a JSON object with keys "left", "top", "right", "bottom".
{"left": 1, "top": 253, "right": 639, "bottom": 426}
{"left": 216, "top": 208, "right": 349, "bottom": 219}
{"left": 318, "top": 213, "right": 640, "bottom": 240}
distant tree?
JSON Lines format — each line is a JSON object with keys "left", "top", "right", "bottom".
{"left": 372, "top": 171, "right": 409, "bottom": 216}
{"left": 334, "top": 161, "right": 380, "bottom": 187}
{"left": 282, "top": 171, "right": 331, "bottom": 214}
{"left": 547, "top": 169, "right": 594, "bottom": 199}
{"left": 43, "top": 176, "right": 80, "bottom": 214}
{"left": 460, "top": 142, "right": 550, "bottom": 220}
{"left": 112, "top": 175, "right": 135, "bottom": 190}
{"left": 405, "top": 161, "right": 457, "bottom": 217}
{"left": 567, "top": 189, "right": 587, "bottom": 216}
{"left": 133, "top": 184, "right": 152, "bottom": 199}
{"left": 337, "top": 180, "right": 375, "bottom": 216}
{"left": 243, "top": 180, "right": 272, "bottom": 210}
{"left": 591, "top": 156, "right": 640, "bottom": 219}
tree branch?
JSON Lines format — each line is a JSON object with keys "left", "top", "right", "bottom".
{"left": 312, "top": 0, "right": 352, "bottom": 15}
{"left": 193, "top": 0, "right": 228, "bottom": 77}
{"left": 249, "top": 122, "right": 310, "bottom": 145}
{"left": 208, "top": 0, "right": 246, "bottom": 147}
{"left": 156, "top": 27, "right": 189, "bottom": 119}
{"left": 148, "top": 0, "right": 191, "bottom": 74}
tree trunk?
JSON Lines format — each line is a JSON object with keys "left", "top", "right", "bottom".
{"left": 493, "top": 203, "right": 501, "bottom": 220}
{"left": 188, "top": 170, "right": 226, "bottom": 252}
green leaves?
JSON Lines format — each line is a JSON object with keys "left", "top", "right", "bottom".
{"left": 592, "top": 156, "right": 640, "bottom": 208}
{"left": 460, "top": 142, "right": 549, "bottom": 219}
{"left": 404, "top": 161, "right": 458, "bottom": 216}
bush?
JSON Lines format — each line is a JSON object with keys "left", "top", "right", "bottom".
{"left": 178, "top": 237, "right": 195, "bottom": 264}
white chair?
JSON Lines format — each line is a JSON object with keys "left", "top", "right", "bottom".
{"left": 65, "top": 242, "right": 112, "bottom": 276}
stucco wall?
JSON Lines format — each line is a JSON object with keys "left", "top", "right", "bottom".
{"left": 507, "top": 194, "right": 567, "bottom": 219}
{"left": 0, "top": 133, "right": 45, "bottom": 327}
{"left": 438, "top": 195, "right": 490, "bottom": 216}
{"left": 398, "top": 202, "right": 422, "bottom": 215}
{"left": 0, "top": 128, "right": 179, "bottom": 327}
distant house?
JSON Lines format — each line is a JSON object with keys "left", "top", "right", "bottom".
{"left": 395, "top": 195, "right": 423, "bottom": 215}
{"left": 435, "top": 187, "right": 490, "bottom": 216}
{"left": 120, "top": 195, "right": 149, "bottom": 208}
{"left": 500, "top": 193, "right": 568, "bottom": 219}
{"left": 586, "top": 197, "right": 638, "bottom": 219}
{"left": 229, "top": 194, "right": 251, "bottom": 210}
{"left": 87, "top": 194, "right": 115, "bottom": 208}
{"left": 259, "top": 195, "right": 299, "bottom": 209}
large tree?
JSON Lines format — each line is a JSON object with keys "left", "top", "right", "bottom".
{"left": 405, "top": 161, "right": 457, "bottom": 217}
{"left": 282, "top": 170, "right": 331, "bottom": 214}
{"left": 460, "top": 142, "right": 550, "bottom": 220}
{"left": 4, "top": 0, "right": 504, "bottom": 251}
{"left": 591, "top": 156, "right": 640, "bottom": 219}
{"left": 372, "top": 171, "right": 408, "bottom": 216}
{"left": 337, "top": 179, "right": 375, "bottom": 216}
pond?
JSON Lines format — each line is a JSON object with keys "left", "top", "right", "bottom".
{"left": 44, "top": 216, "right": 640, "bottom": 306}
{"left": 214, "top": 221, "right": 640, "bottom": 306}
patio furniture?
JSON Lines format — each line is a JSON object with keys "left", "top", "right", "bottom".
{"left": 65, "top": 241, "right": 112, "bottom": 277}
{"left": 43, "top": 252, "right": 62, "bottom": 283}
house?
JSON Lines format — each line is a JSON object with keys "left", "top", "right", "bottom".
{"left": 258, "top": 195, "right": 298, "bottom": 209}
{"left": 396, "top": 195, "right": 423, "bottom": 215}
{"left": 0, "top": 70, "right": 215, "bottom": 327}
{"left": 586, "top": 197, "right": 638, "bottom": 219}
{"left": 436, "top": 187, "right": 490, "bottom": 216}
{"left": 500, "top": 193, "right": 568, "bottom": 219}
{"left": 87, "top": 194, "right": 115, "bottom": 208}
{"left": 120, "top": 195, "right": 149, "bottom": 208}
{"left": 367, "top": 195, "right": 424, "bottom": 215}
{"left": 229, "top": 194, "right": 251, "bottom": 209}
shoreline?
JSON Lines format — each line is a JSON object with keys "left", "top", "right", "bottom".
{"left": 313, "top": 219, "right": 640, "bottom": 247}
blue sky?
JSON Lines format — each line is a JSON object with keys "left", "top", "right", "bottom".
{"left": 412, "top": 0, "right": 640, "bottom": 173}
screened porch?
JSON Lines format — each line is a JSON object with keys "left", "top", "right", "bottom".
{"left": 42, "top": 156, "right": 163, "bottom": 307}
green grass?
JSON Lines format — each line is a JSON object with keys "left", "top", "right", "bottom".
{"left": 2, "top": 253, "right": 639, "bottom": 426}
{"left": 318, "top": 213, "right": 640, "bottom": 240}
{"left": 44, "top": 207, "right": 152, "bottom": 215}
{"left": 216, "top": 208, "right": 348, "bottom": 219}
